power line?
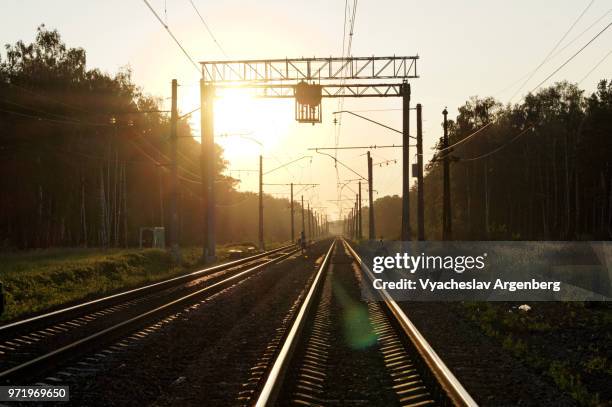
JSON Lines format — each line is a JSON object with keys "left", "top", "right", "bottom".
{"left": 0, "top": 97, "right": 115, "bottom": 127}
{"left": 188, "top": 0, "right": 228, "bottom": 57}
{"left": 373, "top": 159, "right": 398, "bottom": 167}
{"left": 497, "top": 6, "right": 612, "bottom": 97}
{"left": 263, "top": 155, "right": 312, "bottom": 175}
{"left": 335, "top": 0, "right": 359, "bottom": 206}
{"left": 215, "top": 196, "right": 257, "bottom": 207}
{"left": 456, "top": 38, "right": 612, "bottom": 163}
{"left": 552, "top": 7, "right": 612, "bottom": 61}
{"left": 437, "top": 121, "right": 494, "bottom": 153}
{"left": 440, "top": 21, "right": 612, "bottom": 156}
{"left": 3, "top": 82, "right": 91, "bottom": 114}
{"left": 0, "top": 107, "right": 109, "bottom": 127}
{"left": 315, "top": 150, "right": 366, "bottom": 181}
{"left": 456, "top": 126, "right": 534, "bottom": 162}
{"left": 142, "top": 0, "right": 200, "bottom": 73}
{"left": 578, "top": 48, "right": 612, "bottom": 84}
{"left": 137, "top": 135, "right": 202, "bottom": 180}
{"left": 127, "top": 137, "right": 203, "bottom": 186}
{"left": 308, "top": 145, "right": 402, "bottom": 150}
{"left": 510, "top": 0, "right": 595, "bottom": 102}
{"left": 342, "top": 108, "right": 402, "bottom": 113}
{"left": 531, "top": 20, "right": 612, "bottom": 92}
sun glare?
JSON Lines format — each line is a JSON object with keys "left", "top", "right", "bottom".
{"left": 183, "top": 88, "right": 293, "bottom": 164}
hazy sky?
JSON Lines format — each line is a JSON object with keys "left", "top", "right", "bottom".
{"left": 2, "top": 0, "right": 611, "bottom": 220}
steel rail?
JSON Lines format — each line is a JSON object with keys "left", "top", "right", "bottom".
{"left": 0, "top": 244, "right": 294, "bottom": 338}
{"left": 0, "top": 246, "right": 301, "bottom": 383}
{"left": 255, "top": 240, "right": 336, "bottom": 407}
{"left": 343, "top": 239, "right": 478, "bottom": 407}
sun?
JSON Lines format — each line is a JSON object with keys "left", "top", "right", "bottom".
{"left": 182, "top": 87, "right": 293, "bottom": 162}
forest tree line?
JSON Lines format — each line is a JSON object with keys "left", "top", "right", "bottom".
{"left": 359, "top": 79, "right": 612, "bottom": 241}
{"left": 1, "top": 27, "right": 610, "bottom": 248}
{"left": 0, "top": 26, "right": 303, "bottom": 249}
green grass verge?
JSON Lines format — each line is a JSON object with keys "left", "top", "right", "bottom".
{"left": 462, "top": 302, "right": 611, "bottom": 406}
{"left": 0, "top": 241, "right": 289, "bottom": 323}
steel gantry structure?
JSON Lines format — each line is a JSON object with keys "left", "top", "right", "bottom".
{"left": 199, "top": 56, "right": 419, "bottom": 261}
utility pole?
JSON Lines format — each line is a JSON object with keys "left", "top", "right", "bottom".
{"left": 401, "top": 81, "right": 412, "bottom": 241}
{"left": 354, "top": 197, "right": 359, "bottom": 239}
{"left": 311, "top": 210, "right": 315, "bottom": 239}
{"left": 290, "top": 183, "right": 295, "bottom": 242}
{"left": 301, "top": 195, "right": 305, "bottom": 239}
{"left": 358, "top": 181, "right": 362, "bottom": 240}
{"left": 169, "top": 79, "right": 180, "bottom": 262}
{"left": 325, "top": 215, "right": 328, "bottom": 235}
{"left": 307, "top": 202, "right": 312, "bottom": 241}
{"left": 442, "top": 108, "right": 452, "bottom": 240}
{"left": 367, "top": 151, "right": 375, "bottom": 239}
{"left": 200, "top": 79, "right": 215, "bottom": 262}
{"left": 258, "top": 155, "right": 264, "bottom": 250}
{"left": 347, "top": 211, "right": 350, "bottom": 238}
{"left": 417, "top": 103, "right": 425, "bottom": 241}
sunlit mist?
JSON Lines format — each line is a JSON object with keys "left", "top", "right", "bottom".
{"left": 184, "top": 87, "right": 294, "bottom": 162}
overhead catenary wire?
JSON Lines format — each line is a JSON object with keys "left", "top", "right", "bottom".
{"left": 308, "top": 145, "right": 402, "bottom": 150}
{"left": 263, "top": 156, "right": 312, "bottom": 176}
{"left": 188, "top": 0, "right": 229, "bottom": 58}
{"left": 142, "top": 0, "right": 201, "bottom": 73}
{"left": 137, "top": 135, "right": 202, "bottom": 181}
{"left": 315, "top": 150, "right": 366, "bottom": 181}
{"left": 0, "top": 98, "right": 90, "bottom": 124}
{"left": 3, "top": 81, "right": 92, "bottom": 114}
{"left": 0, "top": 107, "right": 110, "bottom": 127}
{"left": 186, "top": 0, "right": 243, "bottom": 79}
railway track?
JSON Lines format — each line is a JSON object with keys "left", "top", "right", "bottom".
{"left": 251, "top": 238, "right": 477, "bottom": 407}
{"left": 0, "top": 244, "right": 299, "bottom": 384}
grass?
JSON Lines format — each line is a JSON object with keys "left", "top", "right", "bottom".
{"left": 462, "top": 301, "right": 611, "bottom": 406}
{"left": 0, "top": 241, "right": 289, "bottom": 323}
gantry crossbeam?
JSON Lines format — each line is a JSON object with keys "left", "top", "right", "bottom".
{"left": 215, "top": 83, "right": 404, "bottom": 98}
{"left": 200, "top": 56, "right": 418, "bottom": 84}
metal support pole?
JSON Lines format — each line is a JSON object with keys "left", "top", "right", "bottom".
{"left": 367, "top": 151, "right": 375, "bottom": 239}
{"left": 442, "top": 108, "right": 452, "bottom": 240}
{"left": 347, "top": 211, "right": 350, "bottom": 238}
{"left": 307, "top": 202, "right": 311, "bottom": 241}
{"left": 401, "top": 81, "right": 412, "bottom": 240}
{"left": 170, "top": 79, "right": 180, "bottom": 262}
{"left": 301, "top": 195, "right": 305, "bottom": 238}
{"left": 201, "top": 80, "right": 216, "bottom": 262}
{"left": 259, "top": 155, "right": 264, "bottom": 250}
{"left": 290, "top": 183, "right": 295, "bottom": 242}
{"left": 417, "top": 103, "right": 425, "bottom": 241}
{"left": 358, "top": 181, "right": 362, "bottom": 240}
{"left": 354, "top": 197, "right": 359, "bottom": 239}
